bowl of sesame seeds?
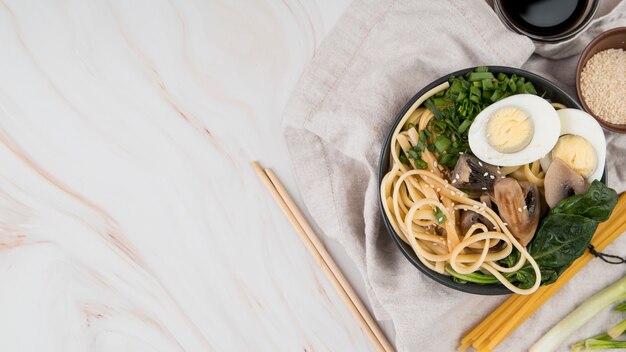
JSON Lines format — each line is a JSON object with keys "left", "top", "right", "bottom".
{"left": 576, "top": 27, "right": 626, "bottom": 133}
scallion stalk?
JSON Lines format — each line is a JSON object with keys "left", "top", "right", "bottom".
{"left": 530, "top": 276, "right": 626, "bottom": 352}
{"left": 614, "top": 301, "right": 626, "bottom": 312}
{"left": 585, "top": 338, "right": 626, "bottom": 350}
{"left": 571, "top": 333, "right": 611, "bottom": 352}
{"left": 608, "top": 318, "right": 626, "bottom": 338}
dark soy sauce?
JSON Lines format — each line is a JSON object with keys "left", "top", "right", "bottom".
{"left": 500, "top": 0, "right": 588, "bottom": 36}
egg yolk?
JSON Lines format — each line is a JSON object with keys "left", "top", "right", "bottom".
{"left": 551, "top": 134, "right": 597, "bottom": 178}
{"left": 486, "top": 107, "right": 533, "bottom": 153}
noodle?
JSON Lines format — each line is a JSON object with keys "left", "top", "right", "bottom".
{"left": 509, "top": 161, "right": 545, "bottom": 187}
{"left": 381, "top": 86, "right": 542, "bottom": 295}
{"left": 551, "top": 102, "right": 567, "bottom": 110}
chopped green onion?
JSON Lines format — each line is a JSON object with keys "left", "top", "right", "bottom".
{"left": 438, "top": 153, "right": 457, "bottom": 168}
{"left": 399, "top": 151, "right": 409, "bottom": 164}
{"left": 482, "top": 79, "right": 494, "bottom": 90}
{"left": 458, "top": 119, "right": 472, "bottom": 134}
{"left": 435, "top": 135, "right": 452, "bottom": 152}
{"left": 474, "top": 66, "right": 488, "bottom": 72}
{"left": 425, "top": 99, "right": 445, "bottom": 120}
{"left": 497, "top": 72, "right": 507, "bottom": 81}
{"left": 413, "top": 158, "right": 428, "bottom": 169}
{"left": 490, "top": 90, "right": 503, "bottom": 102}
{"left": 433, "top": 207, "right": 447, "bottom": 224}
{"left": 406, "top": 122, "right": 415, "bottom": 130}
{"left": 406, "top": 148, "right": 420, "bottom": 160}
{"left": 525, "top": 81, "right": 537, "bottom": 95}
{"left": 468, "top": 71, "right": 495, "bottom": 81}
{"left": 416, "top": 131, "right": 427, "bottom": 152}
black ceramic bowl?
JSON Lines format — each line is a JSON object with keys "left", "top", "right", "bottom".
{"left": 378, "top": 66, "right": 584, "bottom": 295}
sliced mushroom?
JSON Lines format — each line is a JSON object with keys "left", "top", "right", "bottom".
{"left": 460, "top": 211, "right": 480, "bottom": 236}
{"left": 460, "top": 193, "right": 495, "bottom": 234}
{"left": 544, "top": 158, "right": 589, "bottom": 208}
{"left": 493, "top": 178, "right": 541, "bottom": 246}
{"left": 451, "top": 155, "right": 500, "bottom": 191}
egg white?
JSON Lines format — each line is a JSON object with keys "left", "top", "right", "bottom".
{"left": 468, "top": 94, "right": 561, "bottom": 167}
{"left": 540, "top": 108, "right": 606, "bottom": 181}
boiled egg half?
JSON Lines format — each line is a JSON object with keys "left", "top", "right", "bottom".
{"left": 540, "top": 108, "right": 606, "bottom": 181}
{"left": 468, "top": 94, "right": 561, "bottom": 166}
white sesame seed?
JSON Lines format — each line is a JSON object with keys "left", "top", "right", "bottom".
{"left": 501, "top": 176, "right": 506, "bottom": 179}
{"left": 503, "top": 222, "right": 508, "bottom": 226}
{"left": 580, "top": 48, "right": 626, "bottom": 124}
{"left": 497, "top": 170, "right": 502, "bottom": 174}
{"left": 517, "top": 207, "right": 522, "bottom": 212}
{"left": 459, "top": 152, "right": 464, "bottom": 155}
{"left": 490, "top": 175, "right": 495, "bottom": 179}
{"left": 434, "top": 161, "right": 438, "bottom": 167}
{"left": 523, "top": 205, "right": 528, "bottom": 210}
{"left": 483, "top": 172, "right": 489, "bottom": 176}
{"left": 456, "top": 173, "right": 460, "bottom": 179}
{"left": 444, "top": 184, "right": 449, "bottom": 188}
{"left": 436, "top": 188, "right": 441, "bottom": 192}
{"left": 478, "top": 161, "right": 483, "bottom": 166}
{"left": 481, "top": 187, "right": 487, "bottom": 190}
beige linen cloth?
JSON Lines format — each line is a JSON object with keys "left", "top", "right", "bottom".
{"left": 283, "top": 1, "right": 626, "bottom": 351}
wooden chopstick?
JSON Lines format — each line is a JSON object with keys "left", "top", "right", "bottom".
{"left": 252, "top": 161, "right": 394, "bottom": 352}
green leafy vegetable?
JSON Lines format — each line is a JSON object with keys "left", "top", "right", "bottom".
{"left": 445, "top": 267, "right": 500, "bottom": 284}
{"left": 511, "top": 181, "right": 618, "bottom": 289}
{"left": 512, "top": 214, "right": 598, "bottom": 288}
{"left": 552, "top": 180, "right": 618, "bottom": 222}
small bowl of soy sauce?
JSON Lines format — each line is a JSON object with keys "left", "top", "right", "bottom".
{"left": 494, "top": 0, "right": 599, "bottom": 43}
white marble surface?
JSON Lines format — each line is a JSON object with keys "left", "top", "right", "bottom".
{"left": 0, "top": 1, "right": 399, "bottom": 351}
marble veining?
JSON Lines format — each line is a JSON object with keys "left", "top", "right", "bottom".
{"left": 0, "top": 0, "right": 391, "bottom": 351}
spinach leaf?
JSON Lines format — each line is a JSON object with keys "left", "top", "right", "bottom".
{"left": 551, "top": 180, "right": 618, "bottom": 222}
{"left": 515, "top": 214, "right": 598, "bottom": 287}
{"left": 445, "top": 266, "right": 500, "bottom": 284}
{"left": 511, "top": 181, "right": 618, "bottom": 288}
